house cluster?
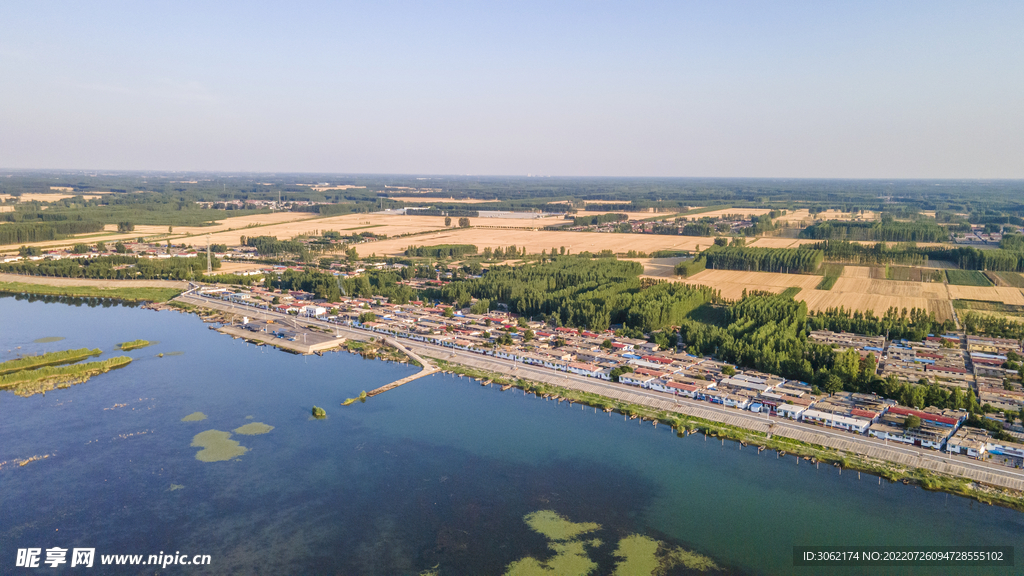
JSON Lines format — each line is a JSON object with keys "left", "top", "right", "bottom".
{"left": 947, "top": 427, "right": 1024, "bottom": 467}
{"left": 4, "top": 242, "right": 208, "bottom": 263}
{"left": 950, "top": 226, "right": 1019, "bottom": 245}
{"left": 197, "top": 286, "right": 1024, "bottom": 468}
{"left": 564, "top": 215, "right": 760, "bottom": 235}
{"left": 880, "top": 335, "right": 974, "bottom": 387}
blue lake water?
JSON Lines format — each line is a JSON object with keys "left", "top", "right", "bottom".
{"left": 1, "top": 295, "right": 1022, "bottom": 575}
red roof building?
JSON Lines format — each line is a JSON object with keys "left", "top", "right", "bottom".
{"left": 887, "top": 406, "right": 960, "bottom": 427}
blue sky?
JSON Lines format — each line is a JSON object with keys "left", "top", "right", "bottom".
{"left": 1, "top": 1, "right": 1021, "bottom": 177}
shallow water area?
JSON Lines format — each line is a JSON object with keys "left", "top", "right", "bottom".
{"left": 1, "top": 295, "right": 1022, "bottom": 575}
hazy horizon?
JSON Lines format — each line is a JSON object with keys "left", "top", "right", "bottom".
{"left": 2, "top": 1, "right": 1022, "bottom": 179}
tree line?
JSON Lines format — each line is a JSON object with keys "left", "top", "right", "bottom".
{"left": 0, "top": 220, "right": 105, "bottom": 246}
{"left": 405, "top": 244, "right": 478, "bottom": 258}
{"left": 702, "top": 246, "right": 824, "bottom": 274}
{"left": 800, "top": 220, "right": 948, "bottom": 243}
{"left": 573, "top": 213, "right": 628, "bottom": 226}
{"left": 0, "top": 255, "right": 218, "bottom": 280}
{"left": 429, "top": 257, "right": 719, "bottom": 332}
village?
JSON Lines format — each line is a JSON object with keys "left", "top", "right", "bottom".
{"left": 193, "top": 279, "right": 1024, "bottom": 471}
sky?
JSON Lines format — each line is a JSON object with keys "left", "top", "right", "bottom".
{"left": 1, "top": 1, "right": 1022, "bottom": 178}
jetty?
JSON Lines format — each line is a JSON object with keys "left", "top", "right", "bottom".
{"left": 217, "top": 324, "right": 346, "bottom": 355}
{"left": 365, "top": 338, "right": 437, "bottom": 397}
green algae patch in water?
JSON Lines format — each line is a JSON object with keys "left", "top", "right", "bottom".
{"left": 33, "top": 336, "right": 65, "bottom": 343}
{"left": 505, "top": 511, "right": 722, "bottom": 576}
{"left": 523, "top": 510, "right": 599, "bottom": 541}
{"left": 233, "top": 422, "right": 274, "bottom": 435}
{"left": 611, "top": 534, "right": 659, "bottom": 576}
{"left": 504, "top": 511, "right": 602, "bottom": 576}
{"left": 191, "top": 430, "right": 247, "bottom": 462}
{"left": 181, "top": 412, "right": 207, "bottom": 422}
{"left": 168, "top": 484, "right": 184, "bottom": 491}
{"left": 662, "top": 546, "right": 719, "bottom": 572}
{"left": 505, "top": 539, "right": 599, "bottom": 576}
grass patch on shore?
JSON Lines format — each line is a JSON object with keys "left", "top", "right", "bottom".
{"left": 431, "top": 358, "right": 1024, "bottom": 513}
{"left": 0, "top": 348, "right": 102, "bottom": 375}
{"left": 117, "top": 340, "right": 151, "bottom": 351}
{"left": 0, "top": 356, "right": 132, "bottom": 397}
{"left": 0, "top": 281, "right": 181, "bottom": 302}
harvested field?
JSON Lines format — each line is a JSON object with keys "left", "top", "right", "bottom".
{"left": 676, "top": 208, "right": 771, "bottom": 220}
{"left": 830, "top": 278, "right": 950, "bottom": 299}
{"left": 0, "top": 193, "right": 108, "bottom": 202}
{"left": 677, "top": 270, "right": 822, "bottom": 300}
{"left": 579, "top": 211, "right": 675, "bottom": 221}
{"left": 0, "top": 273, "right": 186, "bottom": 289}
{"left": 747, "top": 238, "right": 825, "bottom": 249}
{"left": 841, "top": 266, "right": 873, "bottom": 279}
{"left": 947, "top": 286, "right": 1024, "bottom": 306}
{"left": 801, "top": 290, "right": 954, "bottom": 323}
{"left": 210, "top": 261, "right": 267, "bottom": 274}
{"left": 101, "top": 212, "right": 317, "bottom": 237}
{"left": 352, "top": 229, "right": 714, "bottom": 258}
{"left": 190, "top": 213, "right": 569, "bottom": 249}
{"left": 869, "top": 267, "right": 887, "bottom": 280}
{"left": 388, "top": 197, "right": 500, "bottom": 204}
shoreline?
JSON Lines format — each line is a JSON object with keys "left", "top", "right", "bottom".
{"left": 7, "top": 282, "right": 1024, "bottom": 513}
{"left": 429, "top": 358, "right": 1024, "bottom": 513}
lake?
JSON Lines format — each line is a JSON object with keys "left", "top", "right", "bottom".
{"left": 1, "top": 295, "right": 1021, "bottom": 575}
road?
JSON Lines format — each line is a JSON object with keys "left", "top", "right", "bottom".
{"left": 174, "top": 289, "right": 1024, "bottom": 490}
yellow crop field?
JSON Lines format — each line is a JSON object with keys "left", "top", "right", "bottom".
{"left": 677, "top": 270, "right": 822, "bottom": 300}
{"left": 746, "top": 238, "right": 823, "bottom": 249}
{"left": 353, "top": 229, "right": 713, "bottom": 257}
{"left": 0, "top": 193, "right": 108, "bottom": 202}
{"left": 947, "top": 286, "right": 1024, "bottom": 305}
{"left": 388, "top": 197, "right": 500, "bottom": 204}
{"left": 841, "top": 266, "right": 873, "bottom": 278}
{"left": 800, "top": 290, "right": 954, "bottom": 322}
{"left": 188, "top": 213, "right": 568, "bottom": 249}
{"left": 830, "top": 278, "right": 950, "bottom": 299}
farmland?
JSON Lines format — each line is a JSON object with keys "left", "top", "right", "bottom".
{"left": 678, "top": 269, "right": 822, "bottom": 300}
{"left": 351, "top": 228, "right": 713, "bottom": 258}
{"left": 946, "top": 285, "right": 1024, "bottom": 306}
{"left": 945, "top": 269, "right": 994, "bottom": 287}
{"left": 990, "top": 271, "right": 1024, "bottom": 288}
{"left": 675, "top": 207, "right": 771, "bottom": 220}
{"left": 774, "top": 208, "right": 879, "bottom": 225}
{"left": 885, "top": 266, "right": 944, "bottom": 282}
{"left": 387, "top": 197, "right": 500, "bottom": 204}
{"left": 625, "top": 257, "right": 689, "bottom": 278}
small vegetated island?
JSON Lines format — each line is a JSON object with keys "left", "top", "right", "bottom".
{"left": 0, "top": 348, "right": 131, "bottom": 397}
{"left": 117, "top": 339, "right": 152, "bottom": 351}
